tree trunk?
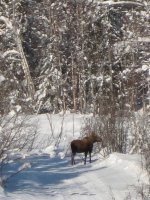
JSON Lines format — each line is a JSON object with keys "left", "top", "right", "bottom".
{"left": 16, "top": 34, "right": 35, "bottom": 99}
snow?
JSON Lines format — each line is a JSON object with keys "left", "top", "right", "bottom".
{"left": 115, "top": 37, "right": 150, "bottom": 50}
{"left": 0, "top": 16, "right": 13, "bottom": 29}
{"left": 0, "top": 75, "right": 5, "bottom": 84}
{"left": 0, "top": 114, "right": 149, "bottom": 200}
{"left": 97, "top": 1, "right": 144, "bottom": 7}
{"left": 18, "top": 163, "right": 31, "bottom": 171}
{"left": 2, "top": 50, "right": 20, "bottom": 58}
{"left": 142, "top": 64, "right": 149, "bottom": 71}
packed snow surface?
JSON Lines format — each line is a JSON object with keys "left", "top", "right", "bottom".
{"left": 0, "top": 114, "right": 148, "bottom": 200}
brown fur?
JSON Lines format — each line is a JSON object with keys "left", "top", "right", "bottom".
{"left": 71, "top": 133, "right": 102, "bottom": 165}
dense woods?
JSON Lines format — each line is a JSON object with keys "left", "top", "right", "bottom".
{"left": 0, "top": 0, "right": 150, "bottom": 153}
{"left": 0, "top": 0, "right": 150, "bottom": 115}
{"left": 0, "top": 1, "right": 150, "bottom": 196}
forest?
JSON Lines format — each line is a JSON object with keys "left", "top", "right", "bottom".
{"left": 0, "top": 0, "right": 149, "bottom": 115}
{"left": 0, "top": 1, "right": 150, "bottom": 199}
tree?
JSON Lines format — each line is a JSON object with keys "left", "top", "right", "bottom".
{"left": 0, "top": 0, "right": 35, "bottom": 114}
{"left": 0, "top": 112, "right": 38, "bottom": 187}
{"left": 0, "top": 0, "right": 149, "bottom": 115}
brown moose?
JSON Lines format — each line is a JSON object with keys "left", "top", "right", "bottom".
{"left": 71, "top": 133, "right": 102, "bottom": 165}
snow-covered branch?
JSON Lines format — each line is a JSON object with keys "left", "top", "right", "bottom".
{"left": 0, "top": 16, "right": 13, "bottom": 30}
{"left": 98, "top": 1, "right": 144, "bottom": 8}
{"left": 2, "top": 50, "right": 20, "bottom": 58}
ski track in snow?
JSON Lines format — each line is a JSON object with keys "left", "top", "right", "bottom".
{"left": 0, "top": 153, "right": 147, "bottom": 200}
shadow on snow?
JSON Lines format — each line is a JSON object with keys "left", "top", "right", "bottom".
{"left": 4, "top": 154, "right": 105, "bottom": 194}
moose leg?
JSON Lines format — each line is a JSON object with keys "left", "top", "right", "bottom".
{"left": 84, "top": 152, "right": 88, "bottom": 165}
{"left": 71, "top": 153, "right": 75, "bottom": 165}
{"left": 89, "top": 152, "right": 92, "bottom": 163}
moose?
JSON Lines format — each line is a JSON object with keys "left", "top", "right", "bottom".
{"left": 71, "top": 132, "right": 102, "bottom": 165}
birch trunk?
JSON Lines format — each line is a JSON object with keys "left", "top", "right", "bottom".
{"left": 0, "top": 15, "right": 35, "bottom": 99}
{"left": 12, "top": 1, "right": 35, "bottom": 99}
{"left": 16, "top": 34, "right": 35, "bottom": 99}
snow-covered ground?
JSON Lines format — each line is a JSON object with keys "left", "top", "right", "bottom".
{"left": 0, "top": 114, "right": 149, "bottom": 200}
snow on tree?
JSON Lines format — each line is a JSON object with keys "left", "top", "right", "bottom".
{"left": 0, "top": 0, "right": 149, "bottom": 115}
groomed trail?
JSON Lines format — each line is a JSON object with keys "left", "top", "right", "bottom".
{"left": 0, "top": 153, "right": 148, "bottom": 200}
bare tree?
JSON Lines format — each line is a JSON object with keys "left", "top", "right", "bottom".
{"left": 0, "top": 112, "right": 38, "bottom": 188}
